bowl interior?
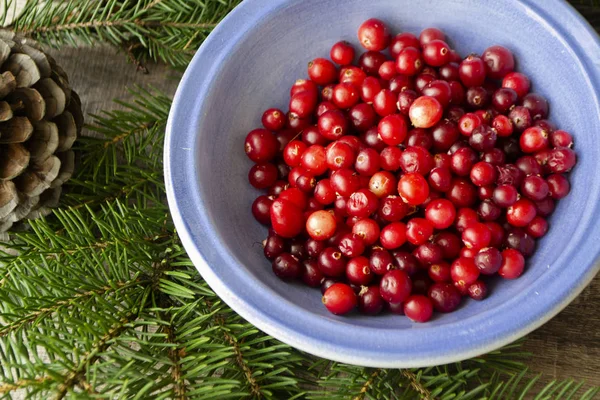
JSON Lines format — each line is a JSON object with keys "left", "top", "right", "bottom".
{"left": 168, "top": 0, "right": 600, "bottom": 365}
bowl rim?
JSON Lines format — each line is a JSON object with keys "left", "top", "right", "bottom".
{"left": 165, "top": 0, "right": 600, "bottom": 367}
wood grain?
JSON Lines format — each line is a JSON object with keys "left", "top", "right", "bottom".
{"left": 45, "top": 4, "right": 600, "bottom": 388}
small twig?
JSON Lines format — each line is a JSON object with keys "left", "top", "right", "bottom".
{"left": 353, "top": 369, "right": 381, "bottom": 400}
{"left": 400, "top": 370, "right": 436, "bottom": 400}
{"left": 0, "top": 377, "right": 52, "bottom": 394}
{"left": 162, "top": 319, "right": 188, "bottom": 400}
{"left": 222, "top": 329, "right": 262, "bottom": 399}
{"left": 122, "top": 41, "right": 149, "bottom": 74}
{"left": 53, "top": 311, "right": 138, "bottom": 400}
{"left": 0, "top": 280, "right": 141, "bottom": 338}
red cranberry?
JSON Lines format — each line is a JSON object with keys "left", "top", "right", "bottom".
{"left": 448, "top": 81, "right": 466, "bottom": 106}
{"left": 388, "top": 74, "right": 415, "bottom": 93}
{"left": 306, "top": 238, "right": 326, "bottom": 258}
{"left": 295, "top": 172, "right": 316, "bottom": 193}
{"left": 419, "top": 27, "right": 445, "bottom": 45}
{"left": 439, "top": 62, "right": 460, "bottom": 81}
{"left": 447, "top": 178, "right": 478, "bottom": 208}
{"left": 345, "top": 256, "right": 372, "bottom": 285}
{"left": 492, "top": 88, "right": 518, "bottom": 113}
{"left": 466, "top": 86, "right": 489, "bottom": 109}
{"left": 478, "top": 185, "right": 495, "bottom": 200}
{"left": 409, "top": 96, "right": 443, "bottom": 128}
{"left": 406, "top": 217, "right": 434, "bottom": 245}
{"left": 508, "top": 106, "right": 532, "bottom": 132}
{"left": 306, "top": 210, "right": 337, "bottom": 241}
{"left": 415, "top": 73, "right": 436, "bottom": 93}
{"left": 550, "top": 130, "right": 574, "bottom": 148}
{"left": 358, "top": 18, "right": 390, "bottom": 51}
{"left": 493, "top": 184, "right": 518, "bottom": 207}
{"left": 313, "top": 179, "right": 335, "bottom": 205}
{"left": 369, "top": 171, "right": 397, "bottom": 197}
{"left": 378, "top": 60, "right": 397, "bottom": 80}
{"left": 331, "top": 168, "right": 361, "bottom": 196}
{"left": 290, "top": 79, "right": 318, "bottom": 97}
{"left": 347, "top": 188, "right": 379, "bottom": 218}
{"left": 468, "top": 281, "right": 488, "bottom": 301}
{"left": 498, "top": 249, "right": 525, "bottom": 279}
{"left": 470, "top": 161, "right": 497, "bottom": 187}
{"left": 462, "top": 222, "right": 491, "bottom": 250}
{"left": 358, "top": 285, "right": 385, "bottom": 315}
{"left": 404, "top": 295, "right": 434, "bottom": 322}
{"left": 485, "top": 221, "right": 506, "bottom": 247}
{"left": 397, "top": 90, "right": 419, "bottom": 115}
{"left": 301, "top": 145, "right": 327, "bottom": 176}
{"left": 547, "top": 148, "right": 576, "bottom": 173}
{"left": 284, "top": 140, "right": 307, "bottom": 168}
{"left": 520, "top": 175, "right": 549, "bottom": 201}
{"left": 326, "top": 141, "right": 355, "bottom": 171}
{"left": 373, "top": 89, "right": 398, "bottom": 116}
{"left": 308, "top": 58, "right": 337, "bottom": 85}
{"left": 290, "top": 90, "right": 318, "bottom": 119}
{"left": 378, "top": 195, "right": 409, "bottom": 221}
{"left": 352, "top": 218, "right": 380, "bottom": 245}
{"left": 521, "top": 93, "right": 549, "bottom": 120}
{"left": 407, "top": 128, "right": 434, "bottom": 150}
{"left": 422, "top": 40, "right": 451, "bottom": 67}
{"left": 358, "top": 51, "right": 388, "bottom": 75}
{"left": 428, "top": 282, "right": 461, "bottom": 312}
{"left": 398, "top": 173, "right": 430, "bottom": 205}
{"left": 340, "top": 65, "right": 368, "bottom": 87}
{"left": 248, "top": 163, "right": 278, "bottom": 189}
{"left": 451, "top": 257, "right": 480, "bottom": 286}
{"left": 270, "top": 199, "right": 305, "bottom": 238}
{"left": 338, "top": 233, "right": 366, "bottom": 258}
{"left": 332, "top": 82, "right": 360, "bottom": 109}
{"left": 361, "top": 127, "right": 386, "bottom": 152}
{"left": 478, "top": 199, "right": 502, "bottom": 221}
{"left": 546, "top": 174, "right": 570, "bottom": 199}
{"left": 322, "top": 283, "right": 357, "bottom": 314}
{"left": 492, "top": 115, "right": 514, "bottom": 137}
{"left": 413, "top": 243, "right": 444, "bottom": 266}
{"left": 380, "top": 222, "right": 407, "bottom": 250}
{"left": 496, "top": 164, "right": 524, "bottom": 186}
{"left": 425, "top": 199, "right": 456, "bottom": 229}
{"left": 380, "top": 270, "right": 412, "bottom": 303}
{"left": 535, "top": 197, "right": 555, "bottom": 217}
{"left": 302, "top": 126, "right": 328, "bottom": 146}
{"left": 474, "top": 247, "right": 502, "bottom": 275}
{"left": 481, "top": 45, "right": 514, "bottom": 79}
{"left": 451, "top": 147, "right": 478, "bottom": 176}
{"left": 412, "top": 273, "right": 433, "bottom": 295}
{"left": 262, "top": 108, "right": 286, "bottom": 131}
{"left": 360, "top": 76, "right": 383, "bottom": 103}
{"left": 378, "top": 114, "right": 408, "bottom": 146}
{"left": 520, "top": 126, "right": 549, "bottom": 153}
{"left": 318, "top": 109, "right": 348, "bottom": 140}
{"left": 428, "top": 262, "right": 451, "bottom": 282}
{"left": 264, "top": 234, "right": 287, "bottom": 260}
{"left": 330, "top": 40, "right": 355, "bottom": 65}
{"left": 455, "top": 207, "right": 479, "bottom": 232}
{"left": 318, "top": 247, "right": 347, "bottom": 277}
{"left": 399, "top": 147, "right": 431, "bottom": 175}
{"left": 515, "top": 155, "right": 543, "bottom": 176}
{"left": 245, "top": 129, "right": 278, "bottom": 163}
{"left": 390, "top": 32, "right": 420, "bottom": 58}
{"left": 252, "top": 195, "right": 274, "bottom": 225}
{"left": 507, "top": 198, "right": 537, "bottom": 227}
{"left": 459, "top": 54, "right": 486, "bottom": 87}
{"left": 502, "top": 72, "right": 530, "bottom": 98}
{"left": 272, "top": 253, "right": 301, "bottom": 280}
{"left": 434, "top": 232, "right": 462, "bottom": 259}
{"left": 527, "top": 216, "right": 549, "bottom": 238}
{"left": 301, "top": 259, "right": 324, "bottom": 287}
{"left": 396, "top": 47, "right": 423, "bottom": 76}
{"left": 428, "top": 166, "right": 453, "bottom": 192}
{"left": 433, "top": 153, "right": 452, "bottom": 168}
{"left": 320, "top": 278, "right": 338, "bottom": 294}
{"left": 458, "top": 112, "right": 482, "bottom": 137}
{"left": 354, "top": 148, "right": 381, "bottom": 176}
{"left": 431, "top": 120, "right": 459, "bottom": 151}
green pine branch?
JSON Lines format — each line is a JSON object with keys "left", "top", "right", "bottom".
{"left": 8, "top": 0, "right": 241, "bottom": 68}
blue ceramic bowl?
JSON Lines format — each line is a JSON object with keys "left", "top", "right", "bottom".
{"left": 165, "top": 0, "right": 600, "bottom": 367}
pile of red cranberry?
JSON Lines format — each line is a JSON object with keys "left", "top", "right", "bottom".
{"left": 244, "top": 18, "right": 577, "bottom": 322}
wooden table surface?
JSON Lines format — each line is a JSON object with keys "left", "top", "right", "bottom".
{"left": 45, "top": 1, "right": 600, "bottom": 387}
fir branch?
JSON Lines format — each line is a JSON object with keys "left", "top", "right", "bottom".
{"left": 353, "top": 368, "right": 381, "bottom": 400}
{"left": 162, "top": 316, "right": 188, "bottom": 400}
{"left": 221, "top": 328, "right": 262, "bottom": 399}
{"left": 0, "top": 377, "right": 52, "bottom": 394}
{"left": 54, "top": 309, "right": 139, "bottom": 399}
{"left": 400, "top": 370, "right": 434, "bottom": 399}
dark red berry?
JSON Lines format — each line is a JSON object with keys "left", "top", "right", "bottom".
{"left": 318, "top": 109, "right": 348, "bottom": 140}
{"left": 520, "top": 126, "right": 549, "bottom": 153}
{"left": 521, "top": 93, "right": 549, "bottom": 120}
{"left": 308, "top": 58, "right": 337, "bottom": 85}
{"left": 520, "top": 175, "right": 549, "bottom": 201}
{"left": 459, "top": 55, "right": 486, "bottom": 87}
{"left": 550, "top": 130, "right": 574, "bottom": 148}
{"left": 546, "top": 174, "right": 570, "bottom": 199}
{"left": 508, "top": 106, "right": 532, "bottom": 132}
{"left": 373, "top": 89, "right": 398, "bottom": 116}
{"left": 380, "top": 222, "right": 407, "bottom": 250}
{"left": 390, "top": 32, "right": 420, "bottom": 58}
{"left": 406, "top": 217, "right": 434, "bottom": 245}
{"left": 425, "top": 198, "right": 456, "bottom": 229}
{"left": 468, "top": 281, "right": 488, "bottom": 301}
{"left": 396, "top": 47, "right": 423, "bottom": 76}
{"left": 451, "top": 257, "right": 480, "bottom": 286}
{"left": 481, "top": 45, "right": 514, "bottom": 79}
{"left": 262, "top": 108, "right": 286, "bottom": 131}
{"left": 492, "top": 88, "right": 518, "bottom": 113}
{"left": 272, "top": 253, "right": 301, "bottom": 280}
{"left": 380, "top": 269, "right": 412, "bottom": 303}
{"left": 474, "top": 247, "right": 502, "bottom": 275}
{"left": 358, "top": 285, "right": 385, "bottom": 315}
{"left": 245, "top": 129, "right": 278, "bottom": 163}
{"left": 462, "top": 222, "right": 491, "bottom": 250}
{"left": 252, "top": 195, "right": 274, "bottom": 225}
{"left": 507, "top": 198, "right": 537, "bottom": 227}
{"left": 428, "top": 282, "right": 461, "bottom": 312}
{"left": 470, "top": 161, "right": 497, "bottom": 187}
{"left": 502, "top": 72, "right": 530, "bottom": 98}
{"left": 422, "top": 40, "right": 452, "bottom": 67}
{"left": 264, "top": 234, "right": 287, "bottom": 260}
{"left": 546, "top": 148, "right": 576, "bottom": 173}
{"left": 358, "top": 18, "right": 390, "bottom": 51}
{"left": 419, "top": 27, "right": 445, "bottom": 45}
{"left": 358, "top": 51, "right": 388, "bottom": 75}
{"left": 378, "top": 114, "right": 408, "bottom": 145}
{"left": 347, "top": 188, "right": 379, "bottom": 218}
{"left": 352, "top": 218, "right": 380, "bottom": 245}
{"left": 447, "top": 178, "right": 478, "bottom": 208}
{"left": 398, "top": 173, "right": 430, "bottom": 205}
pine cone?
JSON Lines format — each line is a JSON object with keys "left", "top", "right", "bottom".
{"left": 0, "top": 31, "right": 82, "bottom": 233}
